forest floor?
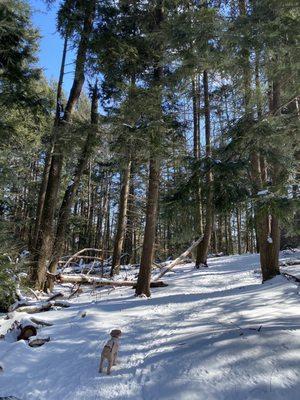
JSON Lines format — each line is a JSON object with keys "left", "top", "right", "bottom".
{"left": 0, "top": 251, "right": 300, "bottom": 400}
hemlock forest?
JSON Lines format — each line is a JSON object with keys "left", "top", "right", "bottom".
{"left": 0, "top": 1, "right": 299, "bottom": 399}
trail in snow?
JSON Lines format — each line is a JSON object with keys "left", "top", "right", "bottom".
{"left": 0, "top": 252, "right": 299, "bottom": 400}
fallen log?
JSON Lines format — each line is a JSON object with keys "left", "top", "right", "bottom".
{"left": 17, "top": 325, "right": 37, "bottom": 341}
{"left": 152, "top": 262, "right": 163, "bottom": 270}
{"left": 281, "top": 271, "right": 300, "bottom": 283}
{"left": 280, "top": 259, "right": 300, "bottom": 266}
{"left": 68, "top": 285, "right": 83, "bottom": 299}
{"left": 15, "top": 301, "right": 70, "bottom": 313}
{"left": 47, "top": 272, "right": 167, "bottom": 288}
{"left": 29, "top": 336, "right": 50, "bottom": 347}
{"left": 154, "top": 235, "right": 204, "bottom": 281}
{"left": 64, "top": 255, "right": 103, "bottom": 261}
{"left": 8, "top": 300, "right": 29, "bottom": 312}
{"left": 93, "top": 280, "right": 167, "bottom": 288}
{"left": 47, "top": 292, "right": 64, "bottom": 301}
{"left": 30, "top": 317, "right": 53, "bottom": 327}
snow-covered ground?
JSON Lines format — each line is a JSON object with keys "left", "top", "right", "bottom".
{"left": 0, "top": 252, "right": 299, "bottom": 400}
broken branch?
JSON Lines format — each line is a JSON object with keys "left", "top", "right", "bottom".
{"left": 154, "top": 236, "right": 204, "bottom": 280}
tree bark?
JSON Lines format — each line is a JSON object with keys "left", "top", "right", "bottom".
{"left": 123, "top": 180, "right": 135, "bottom": 264}
{"left": 236, "top": 208, "right": 242, "bottom": 254}
{"left": 192, "top": 75, "right": 200, "bottom": 159}
{"left": 135, "top": 156, "right": 161, "bottom": 296}
{"left": 195, "top": 70, "right": 213, "bottom": 267}
{"left": 110, "top": 158, "right": 132, "bottom": 276}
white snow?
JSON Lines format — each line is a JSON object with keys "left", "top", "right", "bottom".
{"left": 257, "top": 190, "right": 269, "bottom": 196}
{"left": 0, "top": 252, "right": 299, "bottom": 400}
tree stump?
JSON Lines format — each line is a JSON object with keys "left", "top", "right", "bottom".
{"left": 17, "top": 325, "right": 37, "bottom": 341}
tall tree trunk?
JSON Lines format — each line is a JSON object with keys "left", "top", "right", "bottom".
{"left": 135, "top": 1, "right": 163, "bottom": 297}
{"left": 192, "top": 74, "right": 204, "bottom": 244}
{"left": 240, "top": 0, "right": 280, "bottom": 281}
{"left": 87, "top": 184, "right": 96, "bottom": 248}
{"left": 192, "top": 75, "right": 200, "bottom": 159}
{"left": 236, "top": 207, "right": 242, "bottom": 254}
{"left": 31, "top": 2, "right": 95, "bottom": 289}
{"left": 104, "top": 191, "right": 111, "bottom": 260}
{"left": 195, "top": 70, "right": 213, "bottom": 267}
{"left": 217, "top": 215, "right": 223, "bottom": 254}
{"left": 110, "top": 158, "right": 132, "bottom": 276}
{"left": 135, "top": 157, "right": 160, "bottom": 297}
{"left": 257, "top": 79, "right": 281, "bottom": 281}
{"left": 123, "top": 180, "right": 135, "bottom": 264}
{"left": 30, "top": 34, "right": 68, "bottom": 253}
{"left": 100, "top": 177, "right": 110, "bottom": 259}
{"left": 95, "top": 180, "right": 105, "bottom": 249}
{"left": 47, "top": 81, "right": 99, "bottom": 283}
{"left": 227, "top": 213, "right": 234, "bottom": 254}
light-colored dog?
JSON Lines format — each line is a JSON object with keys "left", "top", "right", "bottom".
{"left": 99, "top": 329, "right": 122, "bottom": 375}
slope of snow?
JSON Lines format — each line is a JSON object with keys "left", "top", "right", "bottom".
{"left": 0, "top": 253, "right": 299, "bottom": 400}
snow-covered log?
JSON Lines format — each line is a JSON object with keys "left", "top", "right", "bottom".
{"left": 8, "top": 300, "right": 29, "bottom": 312}
{"left": 30, "top": 317, "right": 53, "bottom": 326}
{"left": 47, "top": 272, "right": 167, "bottom": 288}
{"left": 281, "top": 271, "right": 300, "bottom": 283}
{"left": 47, "top": 292, "right": 64, "bottom": 301}
{"left": 17, "top": 325, "right": 37, "bottom": 341}
{"left": 30, "top": 317, "right": 53, "bottom": 327}
{"left": 154, "top": 236, "right": 204, "bottom": 280}
{"left": 15, "top": 301, "right": 70, "bottom": 313}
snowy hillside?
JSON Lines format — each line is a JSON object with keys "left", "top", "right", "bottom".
{"left": 0, "top": 252, "right": 299, "bottom": 400}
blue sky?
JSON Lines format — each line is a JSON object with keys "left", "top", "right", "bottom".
{"left": 29, "top": 0, "right": 74, "bottom": 92}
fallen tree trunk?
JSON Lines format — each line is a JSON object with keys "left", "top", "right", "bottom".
{"left": 9, "top": 300, "right": 29, "bottom": 312}
{"left": 17, "top": 325, "right": 37, "bottom": 341}
{"left": 281, "top": 271, "right": 300, "bottom": 283}
{"left": 154, "top": 236, "right": 204, "bottom": 281}
{"left": 152, "top": 261, "right": 163, "bottom": 270}
{"left": 59, "top": 255, "right": 103, "bottom": 264}
{"left": 15, "top": 300, "right": 70, "bottom": 313}
{"left": 47, "top": 292, "right": 64, "bottom": 301}
{"left": 279, "top": 259, "right": 300, "bottom": 267}
{"left": 68, "top": 285, "right": 83, "bottom": 299}
{"left": 47, "top": 272, "right": 167, "bottom": 288}
{"left": 62, "top": 248, "right": 103, "bottom": 271}
{"left": 30, "top": 317, "right": 53, "bottom": 326}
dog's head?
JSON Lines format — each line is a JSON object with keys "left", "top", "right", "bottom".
{"left": 110, "top": 329, "right": 122, "bottom": 338}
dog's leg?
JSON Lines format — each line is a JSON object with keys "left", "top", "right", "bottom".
{"left": 107, "top": 358, "right": 113, "bottom": 375}
{"left": 113, "top": 351, "right": 118, "bottom": 366}
{"left": 99, "top": 356, "right": 104, "bottom": 373}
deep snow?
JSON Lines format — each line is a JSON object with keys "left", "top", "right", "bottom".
{"left": 0, "top": 252, "right": 299, "bottom": 400}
